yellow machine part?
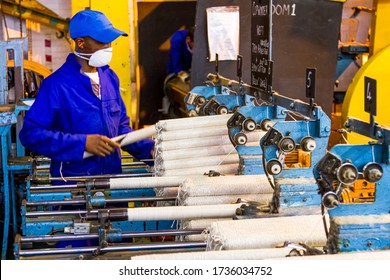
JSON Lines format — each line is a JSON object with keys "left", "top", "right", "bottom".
{"left": 341, "top": 0, "right": 390, "bottom": 144}
{"left": 7, "top": 59, "right": 52, "bottom": 78}
{"left": 340, "top": 179, "right": 376, "bottom": 204}
{"left": 341, "top": 45, "right": 390, "bottom": 143}
{"left": 284, "top": 150, "right": 311, "bottom": 169}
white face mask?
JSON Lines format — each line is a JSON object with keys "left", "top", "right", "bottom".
{"left": 74, "top": 47, "right": 113, "bottom": 67}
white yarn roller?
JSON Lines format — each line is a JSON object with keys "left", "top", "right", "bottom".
{"left": 83, "top": 125, "right": 156, "bottom": 159}
{"left": 126, "top": 203, "right": 243, "bottom": 221}
{"left": 180, "top": 218, "right": 232, "bottom": 230}
{"left": 160, "top": 154, "right": 239, "bottom": 170}
{"left": 180, "top": 194, "right": 273, "bottom": 206}
{"left": 206, "top": 214, "right": 328, "bottom": 251}
{"left": 156, "top": 126, "right": 228, "bottom": 142}
{"left": 158, "top": 145, "right": 237, "bottom": 161}
{"left": 180, "top": 218, "right": 233, "bottom": 242}
{"left": 179, "top": 175, "right": 272, "bottom": 198}
{"left": 156, "top": 114, "right": 232, "bottom": 131}
{"left": 131, "top": 247, "right": 293, "bottom": 260}
{"left": 156, "top": 135, "right": 233, "bottom": 151}
{"left": 159, "top": 164, "right": 238, "bottom": 176}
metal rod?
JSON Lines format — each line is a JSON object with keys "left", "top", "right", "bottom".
{"left": 26, "top": 196, "right": 177, "bottom": 206}
{"left": 20, "top": 229, "right": 205, "bottom": 243}
{"left": 30, "top": 184, "right": 79, "bottom": 190}
{"left": 25, "top": 210, "right": 97, "bottom": 217}
{"left": 49, "top": 173, "right": 152, "bottom": 181}
{"left": 26, "top": 200, "right": 86, "bottom": 206}
{"left": 18, "top": 242, "right": 207, "bottom": 256}
{"left": 35, "top": 165, "right": 50, "bottom": 170}
{"left": 106, "top": 197, "right": 175, "bottom": 203}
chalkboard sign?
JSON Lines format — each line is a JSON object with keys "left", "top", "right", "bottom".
{"left": 364, "top": 76, "right": 377, "bottom": 116}
{"left": 251, "top": 0, "right": 272, "bottom": 93}
{"left": 306, "top": 68, "right": 316, "bottom": 99}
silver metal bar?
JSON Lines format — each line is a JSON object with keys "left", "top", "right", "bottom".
{"left": 18, "top": 242, "right": 207, "bottom": 256}
{"left": 35, "top": 165, "right": 50, "bottom": 170}
{"left": 30, "top": 184, "right": 79, "bottom": 190}
{"left": 49, "top": 173, "right": 152, "bottom": 181}
{"left": 26, "top": 200, "right": 86, "bottom": 206}
{"left": 21, "top": 234, "right": 99, "bottom": 242}
{"left": 106, "top": 197, "right": 175, "bottom": 203}
{"left": 20, "top": 229, "right": 204, "bottom": 243}
{"left": 26, "top": 196, "right": 176, "bottom": 206}
{"left": 26, "top": 210, "right": 97, "bottom": 217}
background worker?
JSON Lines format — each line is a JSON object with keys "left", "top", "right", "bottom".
{"left": 166, "top": 26, "right": 194, "bottom": 81}
{"left": 20, "top": 9, "right": 155, "bottom": 179}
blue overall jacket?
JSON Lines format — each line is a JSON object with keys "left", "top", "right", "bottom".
{"left": 20, "top": 54, "right": 154, "bottom": 177}
{"left": 166, "top": 29, "right": 192, "bottom": 74}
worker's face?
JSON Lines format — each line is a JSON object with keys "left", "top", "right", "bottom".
{"left": 75, "top": 37, "right": 111, "bottom": 54}
{"left": 186, "top": 36, "right": 194, "bottom": 50}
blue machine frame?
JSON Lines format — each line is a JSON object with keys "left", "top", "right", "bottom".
{"left": 314, "top": 117, "right": 390, "bottom": 253}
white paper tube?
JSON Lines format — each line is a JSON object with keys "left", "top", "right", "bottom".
{"left": 155, "top": 187, "right": 179, "bottom": 197}
{"left": 131, "top": 247, "right": 293, "bottom": 260}
{"left": 156, "top": 114, "right": 232, "bottom": 131}
{"left": 109, "top": 176, "right": 184, "bottom": 189}
{"left": 83, "top": 126, "right": 156, "bottom": 158}
{"left": 206, "top": 214, "right": 328, "bottom": 251}
{"left": 156, "top": 126, "right": 228, "bottom": 142}
{"left": 126, "top": 203, "right": 243, "bottom": 221}
{"left": 159, "top": 164, "right": 238, "bottom": 177}
{"left": 181, "top": 234, "right": 208, "bottom": 242}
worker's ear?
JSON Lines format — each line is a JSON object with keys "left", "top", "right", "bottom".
{"left": 74, "top": 38, "right": 85, "bottom": 50}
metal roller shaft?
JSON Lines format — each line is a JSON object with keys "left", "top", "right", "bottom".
{"left": 17, "top": 242, "right": 207, "bottom": 257}
{"left": 20, "top": 229, "right": 204, "bottom": 243}
{"left": 26, "top": 203, "right": 244, "bottom": 221}
{"left": 26, "top": 196, "right": 177, "bottom": 206}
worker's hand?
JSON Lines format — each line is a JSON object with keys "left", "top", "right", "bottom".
{"left": 85, "top": 135, "right": 120, "bottom": 157}
{"left": 150, "top": 147, "right": 155, "bottom": 158}
{"left": 178, "top": 71, "right": 190, "bottom": 82}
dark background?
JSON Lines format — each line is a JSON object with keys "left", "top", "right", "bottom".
{"left": 191, "top": 0, "right": 343, "bottom": 117}
{"left": 137, "top": 1, "right": 197, "bottom": 127}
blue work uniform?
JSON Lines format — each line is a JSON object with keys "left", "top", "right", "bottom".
{"left": 166, "top": 29, "right": 192, "bottom": 75}
{"left": 20, "top": 54, "right": 154, "bottom": 177}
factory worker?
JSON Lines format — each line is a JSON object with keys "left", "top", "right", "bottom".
{"left": 20, "top": 9, "right": 155, "bottom": 178}
{"left": 166, "top": 26, "right": 194, "bottom": 79}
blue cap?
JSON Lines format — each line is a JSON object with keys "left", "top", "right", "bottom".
{"left": 69, "top": 10, "right": 128, "bottom": 43}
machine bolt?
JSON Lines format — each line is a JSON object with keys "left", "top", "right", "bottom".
{"left": 376, "top": 131, "right": 383, "bottom": 138}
